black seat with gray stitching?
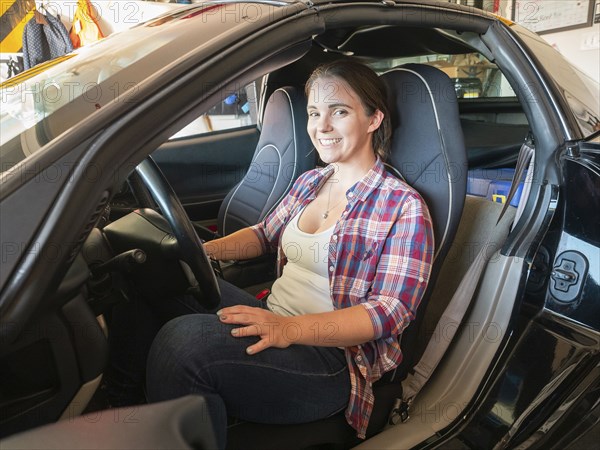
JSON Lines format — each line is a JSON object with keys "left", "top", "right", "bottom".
{"left": 225, "top": 64, "right": 467, "bottom": 449}
{"left": 380, "top": 63, "right": 467, "bottom": 380}
{"left": 218, "top": 86, "right": 314, "bottom": 236}
{"left": 212, "top": 86, "right": 314, "bottom": 286}
{"left": 382, "top": 63, "right": 467, "bottom": 265}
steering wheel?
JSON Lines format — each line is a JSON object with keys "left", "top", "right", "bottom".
{"left": 134, "top": 157, "right": 221, "bottom": 309}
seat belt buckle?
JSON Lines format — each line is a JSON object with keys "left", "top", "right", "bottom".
{"left": 389, "top": 399, "right": 411, "bottom": 425}
{"left": 210, "top": 258, "right": 224, "bottom": 279}
{"left": 255, "top": 289, "right": 270, "bottom": 301}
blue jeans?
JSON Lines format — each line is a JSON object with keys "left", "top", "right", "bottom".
{"left": 146, "top": 279, "right": 350, "bottom": 450}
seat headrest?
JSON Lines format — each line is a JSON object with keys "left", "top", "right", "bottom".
{"left": 260, "top": 86, "right": 308, "bottom": 139}
{"left": 381, "top": 64, "right": 467, "bottom": 260}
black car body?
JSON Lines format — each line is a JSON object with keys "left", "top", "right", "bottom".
{"left": 0, "top": 1, "right": 599, "bottom": 448}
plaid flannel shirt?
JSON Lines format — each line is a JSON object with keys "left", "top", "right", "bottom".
{"left": 250, "top": 158, "right": 434, "bottom": 438}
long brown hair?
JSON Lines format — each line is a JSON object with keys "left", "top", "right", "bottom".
{"left": 305, "top": 60, "right": 391, "bottom": 160}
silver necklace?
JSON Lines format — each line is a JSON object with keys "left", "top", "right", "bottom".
{"left": 322, "top": 182, "right": 346, "bottom": 219}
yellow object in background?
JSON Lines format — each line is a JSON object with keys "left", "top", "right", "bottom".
{"left": 69, "top": 0, "right": 104, "bottom": 49}
{"left": 0, "top": 0, "right": 35, "bottom": 53}
{"left": 492, "top": 194, "right": 507, "bottom": 204}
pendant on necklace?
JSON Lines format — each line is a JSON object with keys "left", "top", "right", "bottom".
{"left": 322, "top": 212, "right": 329, "bottom": 219}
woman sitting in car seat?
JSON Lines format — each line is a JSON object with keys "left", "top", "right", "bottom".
{"left": 145, "top": 60, "right": 434, "bottom": 449}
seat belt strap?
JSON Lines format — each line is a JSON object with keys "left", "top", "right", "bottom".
{"left": 390, "top": 140, "right": 534, "bottom": 424}
{"left": 498, "top": 137, "right": 534, "bottom": 225}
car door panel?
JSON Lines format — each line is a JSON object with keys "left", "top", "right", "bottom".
{"left": 0, "top": 291, "right": 107, "bottom": 438}
{"left": 152, "top": 126, "right": 260, "bottom": 222}
{"left": 0, "top": 396, "right": 218, "bottom": 449}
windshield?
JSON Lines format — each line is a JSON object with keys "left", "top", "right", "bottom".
{"left": 0, "top": 3, "right": 278, "bottom": 173}
{"left": 1, "top": 32, "right": 171, "bottom": 145}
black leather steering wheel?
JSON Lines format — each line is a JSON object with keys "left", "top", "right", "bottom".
{"left": 135, "top": 157, "right": 221, "bottom": 309}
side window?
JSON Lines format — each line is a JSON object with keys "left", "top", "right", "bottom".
{"left": 170, "top": 81, "right": 259, "bottom": 139}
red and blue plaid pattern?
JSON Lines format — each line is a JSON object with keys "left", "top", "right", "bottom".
{"left": 251, "top": 158, "right": 434, "bottom": 438}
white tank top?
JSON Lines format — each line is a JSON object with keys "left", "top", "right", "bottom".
{"left": 267, "top": 209, "right": 335, "bottom": 317}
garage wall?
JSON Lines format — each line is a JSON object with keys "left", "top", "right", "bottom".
{"left": 542, "top": 25, "right": 600, "bottom": 82}
{"left": 494, "top": 0, "right": 600, "bottom": 83}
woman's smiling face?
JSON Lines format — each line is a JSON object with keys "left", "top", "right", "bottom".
{"left": 306, "top": 76, "right": 383, "bottom": 167}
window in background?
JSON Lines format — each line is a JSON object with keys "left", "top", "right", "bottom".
{"left": 370, "top": 52, "right": 516, "bottom": 99}
{"left": 170, "top": 81, "right": 259, "bottom": 139}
